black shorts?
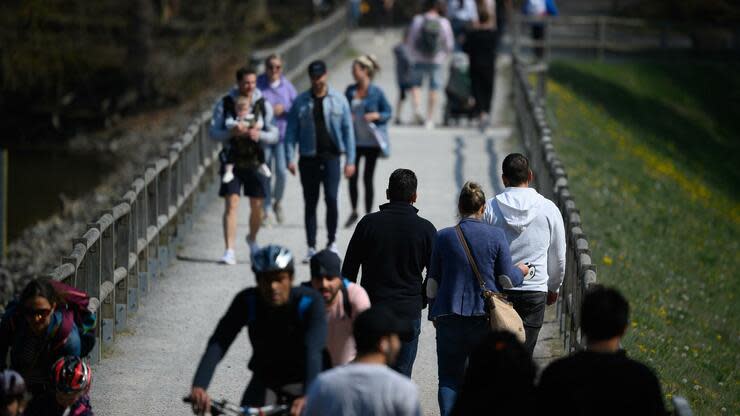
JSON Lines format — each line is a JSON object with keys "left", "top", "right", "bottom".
{"left": 218, "top": 164, "right": 268, "bottom": 198}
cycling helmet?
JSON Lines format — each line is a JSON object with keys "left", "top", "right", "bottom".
{"left": 251, "top": 245, "right": 294, "bottom": 275}
{"left": 0, "top": 370, "right": 26, "bottom": 400}
{"left": 51, "top": 356, "right": 92, "bottom": 394}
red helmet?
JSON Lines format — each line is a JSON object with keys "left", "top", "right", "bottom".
{"left": 51, "top": 356, "right": 92, "bottom": 394}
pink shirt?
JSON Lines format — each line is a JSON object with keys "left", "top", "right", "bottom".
{"left": 325, "top": 282, "right": 371, "bottom": 366}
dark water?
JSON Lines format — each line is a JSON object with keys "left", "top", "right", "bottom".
{"left": 7, "top": 149, "right": 114, "bottom": 242}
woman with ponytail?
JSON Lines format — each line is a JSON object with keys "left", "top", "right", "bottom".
{"left": 425, "top": 181, "right": 529, "bottom": 416}
{"left": 343, "top": 54, "right": 393, "bottom": 228}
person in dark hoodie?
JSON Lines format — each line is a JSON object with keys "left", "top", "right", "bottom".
{"left": 342, "top": 168, "right": 437, "bottom": 378}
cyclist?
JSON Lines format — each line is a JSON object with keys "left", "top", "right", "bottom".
{"left": 190, "top": 245, "right": 327, "bottom": 416}
{"left": 23, "top": 356, "right": 94, "bottom": 416}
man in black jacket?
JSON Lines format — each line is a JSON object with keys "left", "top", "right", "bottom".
{"left": 342, "top": 168, "right": 437, "bottom": 377}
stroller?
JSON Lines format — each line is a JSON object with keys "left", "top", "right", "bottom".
{"left": 443, "top": 52, "right": 476, "bottom": 126}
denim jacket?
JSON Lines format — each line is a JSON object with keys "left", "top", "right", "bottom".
{"left": 285, "top": 87, "right": 356, "bottom": 165}
{"left": 344, "top": 83, "right": 392, "bottom": 148}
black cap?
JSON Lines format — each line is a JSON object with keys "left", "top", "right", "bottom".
{"left": 353, "top": 306, "right": 414, "bottom": 349}
{"left": 310, "top": 249, "right": 341, "bottom": 278}
{"left": 307, "top": 60, "right": 327, "bottom": 78}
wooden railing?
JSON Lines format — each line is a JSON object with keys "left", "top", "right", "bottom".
{"left": 46, "top": 113, "right": 219, "bottom": 363}
{"left": 511, "top": 14, "right": 700, "bottom": 60}
{"left": 511, "top": 55, "right": 597, "bottom": 353}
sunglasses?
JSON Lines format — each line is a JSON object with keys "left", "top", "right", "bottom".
{"left": 24, "top": 307, "right": 52, "bottom": 320}
{"left": 268, "top": 64, "right": 282, "bottom": 70}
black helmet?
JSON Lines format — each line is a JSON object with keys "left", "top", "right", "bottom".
{"left": 251, "top": 245, "right": 294, "bottom": 275}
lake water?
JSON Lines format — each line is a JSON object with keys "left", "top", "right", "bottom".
{"left": 7, "top": 148, "right": 115, "bottom": 242}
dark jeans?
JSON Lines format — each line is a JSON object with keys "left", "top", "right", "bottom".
{"left": 299, "top": 156, "right": 340, "bottom": 248}
{"left": 435, "top": 315, "right": 490, "bottom": 416}
{"left": 532, "top": 25, "right": 545, "bottom": 58}
{"left": 392, "top": 317, "right": 422, "bottom": 378}
{"left": 505, "top": 290, "right": 547, "bottom": 358}
{"left": 470, "top": 64, "right": 495, "bottom": 114}
{"left": 348, "top": 147, "right": 381, "bottom": 213}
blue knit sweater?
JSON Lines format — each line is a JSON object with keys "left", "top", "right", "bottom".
{"left": 427, "top": 218, "right": 524, "bottom": 320}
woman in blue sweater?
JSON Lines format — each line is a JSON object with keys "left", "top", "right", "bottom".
{"left": 344, "top": 54, "right": 392, "bottom": 228}
{"left": 426, "top": 181, "right": 528, "bottom": 416}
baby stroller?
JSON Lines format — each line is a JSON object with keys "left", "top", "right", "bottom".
{"left": 443, "top": 52, "right": 476, "bottom": 126}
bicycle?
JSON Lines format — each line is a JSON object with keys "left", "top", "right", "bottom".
{"left": 183, "top": 396, "right": 289, "bottom": 416}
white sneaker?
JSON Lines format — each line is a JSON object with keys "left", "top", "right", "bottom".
{"left": 222, "top": 170, "right": 235, "bottom": 183}
{"left": 246, "top": 236, "right": 260, "bottom": 257}
{"left": 327, "top": 242, "right": 339, "bottom": 255}
{"left": 258, "top": 163, "right": 272, "bottom": 178}
{"left": 425, "top": 120, "right": 435, "bottom": 130}
{"left": 220, "top": 249, "right": 236, "bottom": 265}
{"left": 302, "top": 247, "right": 317, "bottom": 264}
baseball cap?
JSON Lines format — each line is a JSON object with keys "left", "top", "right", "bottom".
{"left": 310, "top": 249, "right": 341, "bottom": 278}
{"left": 307, "top": 60, "right": 327, "bottom": 78}
{"left": 353, "top": 306, "right": 414, "bottom": 345}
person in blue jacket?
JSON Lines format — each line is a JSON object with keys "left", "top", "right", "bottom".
{"left": 426, "top": 181, "right": 529, "bottom": 416}
{"left": 523, "top": 0, "right": 559, "bottom": 58}
{"left": 285, "top": 60, "right": 356, "bottom": 263}
{"left": 343, "top": 54, "right": 392, "bottom": 228}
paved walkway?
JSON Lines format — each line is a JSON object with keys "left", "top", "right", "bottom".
{"left": 92, "top": 29, "right": 560, "bottom": 415}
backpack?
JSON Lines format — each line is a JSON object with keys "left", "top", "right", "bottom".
{"left": 222, "top": 95, "right": 267, "bottom": 169}
{"left": 415, "top": 16, "right": 443, "bottom": 57}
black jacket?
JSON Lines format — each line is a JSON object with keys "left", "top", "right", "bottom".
{"left": 342, "top": 202, "right": 437, "bottom": 320}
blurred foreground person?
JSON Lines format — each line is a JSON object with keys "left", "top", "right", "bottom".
{"left": 537, "top": 286, "right": 667, "bottom": 415}
{"left": 303, "top": 306, "right": 422, "bottom": 416}
{"left": 0, "top": 370, "right": 27, "bottom": 416}
{"left": 23, "top": 356, "right": 94, "bottom": 416}
{"left": 451, "top": 331, "right": 537, "bottom": 416}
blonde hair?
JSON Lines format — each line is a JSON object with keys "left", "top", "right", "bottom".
{"left": 354, "top": 54, "right": 381, "bottom": 79}
{"left": 235, "top": 96, "right": 250, "bottom": 110}
{"left": 458, "top": 181, "right": 486, "bottom": 216}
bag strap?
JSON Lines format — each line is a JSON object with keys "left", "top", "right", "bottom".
{"left": 455, "top": 224, "right": 488, "bottom": 293}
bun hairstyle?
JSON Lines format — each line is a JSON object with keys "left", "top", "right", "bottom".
{"left": 355, "top": 54, "right": 381, "bottom": 79}
{"left": 458, "top": 181, "right": 486, "bottom": 217}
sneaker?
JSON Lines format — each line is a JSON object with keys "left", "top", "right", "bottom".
{"left": 258, "top": 163, "right": 272, "bottom": 178}
{"left": 344, "top": 212, "right": 359, "bottom": 228}
{"left": 414, "top": 113, "right": 425, "bottom": 126}
{"left": 220, "top": 249, "right": 236, "bottom": 265}
{"left": 302, "top": 247, "right": 317, "bottom": 264}
{"left": 246, "top": 236, "right": 260, "bottom": 257}
{"left": 261, "top": 212, "right": 272, "bottom": 227}
{"left": 222, "top": 170, "right": 235, "bottom": 184}
{"left": 394, "top": 118, "right": 402, "bottom": 126}
{"left": 327, "top": 242, "right": 339, "bottom": 255}
{"left": 425, "top": 120, "right": 435, "bottom": 130}
{"left": 273, "top": 203, "right": 284, "bottom": 224}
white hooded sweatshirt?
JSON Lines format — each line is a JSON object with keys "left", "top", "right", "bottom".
{"left": 484, "top": 187, "right": 566, "bottom": 293}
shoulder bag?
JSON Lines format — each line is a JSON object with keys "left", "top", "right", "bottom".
{"left": 455, "top": 224, "right": 526, "bottom": 343}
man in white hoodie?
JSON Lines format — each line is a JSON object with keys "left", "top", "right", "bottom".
{"left": 484, "top": 153, "right": 566, "bottom": 357}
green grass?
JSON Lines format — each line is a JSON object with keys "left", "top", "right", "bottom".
{"left": 546, "top": 59, "right": 740, "bottom": 414}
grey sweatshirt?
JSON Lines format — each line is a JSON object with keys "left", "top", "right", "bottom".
{"left": 484, "top": 187, "right": 566, "bottom": 293}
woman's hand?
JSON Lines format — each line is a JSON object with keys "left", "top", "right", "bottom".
{"left": 516, "top": 263, "right": 529, "bottom": 276}
{"left": 363, "top": 112, "right": 381, "bottom": 122}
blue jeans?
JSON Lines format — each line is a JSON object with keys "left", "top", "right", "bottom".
{"left": 298, "top": 157, "right": 340, "bottom": 248}
{"left": 392, "top": 317, "right": 422, "bottom": 377}
{"left": 262, "top": 141, "right": 287, "bottom": 211}
{"left": 436, "top": 314, "right": 490, "bottom": 416}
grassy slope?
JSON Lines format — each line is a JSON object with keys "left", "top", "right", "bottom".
{"left": 547, "top": 59, "right": 739, "bottom": 414}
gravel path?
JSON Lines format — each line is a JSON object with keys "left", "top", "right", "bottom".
{"left": 92, "top": 29, "right": 560, "bottom": 415}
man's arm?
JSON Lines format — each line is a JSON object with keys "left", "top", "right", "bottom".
{"left": 341, "top": 219, "right": 365, "bottom": 282}
{"left": 192, "top": 293, "right": 248, "bottom": 389}
{"left": 425, "top": 232, "right": 442, "bottom": 313}
{"left": 208, "top": 98, "right": 231, "bottom": 142}
{"left": 340, "top": 96, "right": 356, "bottom": 166}
{"left": 547, "top": 203, "right": 567, "bottom": 294}
{"left": 303, "top": 292, "right": 328, "bottom": 390}
{"left": 284, "top": 98, "right": 300, "bottom": 166}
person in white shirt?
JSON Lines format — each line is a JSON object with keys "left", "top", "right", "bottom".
{"left": 484, "top": 153, "right": 566, "bottom": 358}
{"left": 303, "top": 306, "right": 421, "bottom": 416}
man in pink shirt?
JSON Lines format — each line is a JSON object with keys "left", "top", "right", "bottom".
{"left": 310, "top": 250, "right": 371, "bottom": 366}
